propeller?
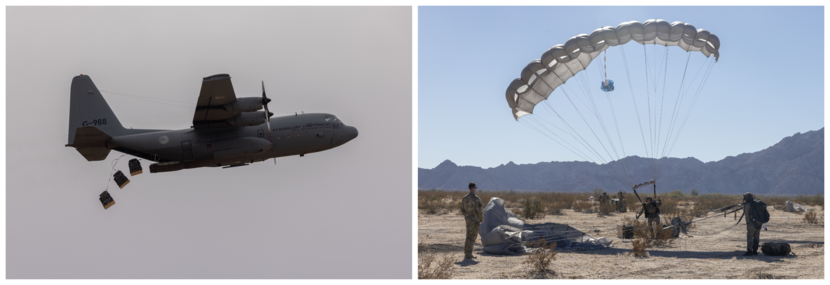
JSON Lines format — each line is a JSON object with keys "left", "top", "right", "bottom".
{"left": 262, "top": 81, "right": 275, "bottom": 165}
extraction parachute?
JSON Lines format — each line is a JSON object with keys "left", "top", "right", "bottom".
{"left": 505, "top": 19, "right": 719, "bottom": 189}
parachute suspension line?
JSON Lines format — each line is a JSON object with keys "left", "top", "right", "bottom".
{"left": 559, "top": 80, "right": 591, "bottom": 116}
{"left": 540, "top": 68, "right": 597, "bottom": 119}
{"left": 575, "top": 63, "right": 630, "bottom": 179}
{"left": 663, "top": 51, "right": 708, "bottom": 164}
{"left": 655, "top": 47, "right": 671, "bottom": 179}
{"left": 555, "top": 88, "right": 633, "bottom": 187}
{"left": 619, "top": 45, "right": 655, "bottom": 177}
{"left": 658, "top": 52, "right": 693, "bottom": 165}
{"left": 658, "top": 57, "right": 716, "bottom": 178}
{"left": 642, "top": 44, "right": 656, "bottom": 174}
{"left": 104, "top": 154, "right": 127, "bottom": 192}
{"left": 526, "top": 110, "right": 599, "bottom": 162}
{"left": 604, "top": 49, "right": 608, "bottom": 85}
{"left": 651, "top": 47, "right": 668, "bottom": 179}
{"left": 540, "top": 100, "right": 608, "bottom": 164}
{"left": 579, "top": 69, "right": 632, "bottom": 185}
{"left": 520, "top": 117, "right": 592, "bottom": 162}
{"left": 664, "top": 58, "right": 717, "bottom": 170}
{"left": 604, "top": 90, "right": 633, "bottom": 182}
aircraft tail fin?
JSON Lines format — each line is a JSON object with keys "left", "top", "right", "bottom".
{"left": 67, "top": 75, "right": 125, "bottom": 145}
{"left": 66, "top": 126, "right": 113, "bottom": 161}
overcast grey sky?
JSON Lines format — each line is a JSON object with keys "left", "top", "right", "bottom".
{"left": 6, "top": 6, "right": 411, "bottom": 278}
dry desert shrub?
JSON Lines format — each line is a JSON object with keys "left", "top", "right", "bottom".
{"left": 521, "top": 198, "right": 547, "bottom": 220}
{"left": 750, "top": 272, "right": 798, "bottom": 281}
{"left": 802, "top": 210, "right": 820, "bottom": 224}
{"left": 628, "top": 218, "right": 651, "bottom": 239}
{"left": 547, "top": 202, "right": 564, "bottom": 215}
{"left": 444, "top": 198, "right": 458, "bottom": 213}
{"left": 572, "top": 201, "right": 590, "bottom": 212}
{"left": 597, "top": 201, "right": 614, "bottom": 216}
{"left": 626, "top": 196, "right": 641, "bottom": 212}
{"left": 659, "top": 198, "right": 680, "bottom": 217}
{"left": 418, "top": 195, "right": 455, "bottom": 215}
{"left": 630, "top": 238, "right": 649, "bottom": 257}
{"left": 760, "top": 195, "right": 788, "bottom": 208}
{"left": 419, "top": 190, "right": 467, "bottom": 215}
{"left": 793, "top": 194, "right": 824, "bottom": 207}
{"left": 651, "top": 225, "right": 676, "bottom": 247}
{"left": 417, "top": 242, "right": 456, "bottom": 279}
{"left": 627, "top": 217, "right": 674, "bottom": 247}
{"left": 524, "top": 238, "right": 557, "bottom": 278}
{"left": 590, "top": 188, "right": 606, "bottom": 200}
{"left": 693, "top": 194, "right": 741, "bottom": 213}
{"left": 532, "top": 192, "right": 581, "bottom": 210}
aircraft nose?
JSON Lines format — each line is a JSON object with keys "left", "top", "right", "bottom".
{"left": 345, "top": 126, "right": 358, "bottom": 141}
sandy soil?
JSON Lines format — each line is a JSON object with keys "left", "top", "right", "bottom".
{"left": 418, "top": 204, "right": 824, "bottom": 279}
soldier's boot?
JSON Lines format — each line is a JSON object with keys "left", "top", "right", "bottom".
{"left": 464, "top": 253, "right": 474, "bottom": 259}
{"left": 752, "top": 240, "right": 760, "bottom": 255}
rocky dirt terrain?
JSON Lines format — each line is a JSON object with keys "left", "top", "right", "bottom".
{"left": 418, "top": 204, "right": 824, "bottom": 279}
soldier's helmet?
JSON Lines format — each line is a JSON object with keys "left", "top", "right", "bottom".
{"left": 744, "top": 192, "right": 754, "bottom": 201}
{"left": 468, "top": 182, "right": 476, "bottom": 189}
{"left": 646, "top": 196, "right": 653, "bottom": 202}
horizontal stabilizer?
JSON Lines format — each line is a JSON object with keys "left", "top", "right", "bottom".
{"left": 68, "top": 126, "right": 112, "bottom": 161}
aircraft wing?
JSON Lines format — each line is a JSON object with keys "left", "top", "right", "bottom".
{"left": 192, "top": 74, "right": 238, "bottom": 124}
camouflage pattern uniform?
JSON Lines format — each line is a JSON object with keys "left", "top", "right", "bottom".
{"left": 743, "top": 193, "right": 762, "bottom": 255}
{"left": 637, "top": 198, "right": 662, "bottom": 235}
{"left": 617, "top": 191, "right": 627, "bottom": 212}
{"left": 599, "top": 192, "right": 610, "bottom": 205}
{"left": 460, "top": 192, "right": 483, "bottom": 259}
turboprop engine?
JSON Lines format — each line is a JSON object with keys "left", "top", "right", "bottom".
{"left": 193, "top": 97, "right": 265, "bottom": 121}
{"left": 226, "top": 111, "right": 273, "bottom": 126}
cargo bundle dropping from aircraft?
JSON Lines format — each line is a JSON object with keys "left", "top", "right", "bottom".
{"left": 66, "top": 74, "right": 358, "bottom": 173}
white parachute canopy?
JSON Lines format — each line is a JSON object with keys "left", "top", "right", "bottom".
{"left": 504, "top": 19, "right": 720, "bottom": 188}
{"left": 506, "top": 19, "right": 720, "bottom": 120}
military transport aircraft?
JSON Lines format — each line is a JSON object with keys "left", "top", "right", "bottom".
{"left": 66, "top": 74, "right": 358, "bottom": 173}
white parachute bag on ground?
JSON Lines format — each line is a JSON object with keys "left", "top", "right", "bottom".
{"left": 785, "top": 200, "right": 806, "bottom": 212}
{"left": 479, "top": 197, "right": 610, "bottom": 255}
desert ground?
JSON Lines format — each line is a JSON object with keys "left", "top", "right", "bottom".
{"left": 418, "top": 201, "right": 824, "bottom": 279}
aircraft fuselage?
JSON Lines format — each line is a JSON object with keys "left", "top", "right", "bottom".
{"left": 108, "top": 113, "right": 357, "bottom": 171}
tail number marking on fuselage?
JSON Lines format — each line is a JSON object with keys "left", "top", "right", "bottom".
{"left": 82, "top": 118, "right": 107, "bottom": 127}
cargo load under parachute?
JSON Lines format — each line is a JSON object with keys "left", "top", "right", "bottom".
{"left": 113, "top": 170, "right": 130, "bottom": 189}
{"left": 128, "top": 158, "right": 143, "bottom": 176}
{"left": 99, "top": 191, "right": 115, "bottom": 210}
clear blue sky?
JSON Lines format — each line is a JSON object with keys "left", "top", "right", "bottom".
{"left": 419, "top": 6, "right": 824, "bottom": 169}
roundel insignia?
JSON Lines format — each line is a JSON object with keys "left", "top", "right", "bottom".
{"left": 159, "top": 135, "right": 169, "bottom": 144}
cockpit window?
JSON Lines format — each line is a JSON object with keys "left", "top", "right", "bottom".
{"left": 325, "top": 116, "right": 341, "bottom": 123}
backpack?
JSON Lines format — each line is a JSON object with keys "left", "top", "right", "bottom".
{"left": 643, "top": 201, "right": 660, "bottom": 218}
{"left": 761, "top": 242, "right": 791, "bottom": 256}
{"left": 750, "top": 200, "right": 770, "bottom": 224}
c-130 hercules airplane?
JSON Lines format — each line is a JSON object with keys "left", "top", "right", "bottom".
{"left": 66, "top": 74, "right": 358, "bottom": 173}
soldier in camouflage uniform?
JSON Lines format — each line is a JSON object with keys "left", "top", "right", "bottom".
{"left": 460, "top": 182, "right": 484, "bottom": 260}
{"left": 636, "top": 196, "right": 662, "bottom": 236}
{"left": 617, "top": 190, "right": 627, "bottom": 212}
{"left": 742, "top": 192, "right": 762, "bottom": 256}
{"left": 599, "top": 192, "right": 610, "bottom": 205}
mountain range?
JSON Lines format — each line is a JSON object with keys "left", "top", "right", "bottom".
{"left": 419, "top": 128, "right": 824, "bottom": 195}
